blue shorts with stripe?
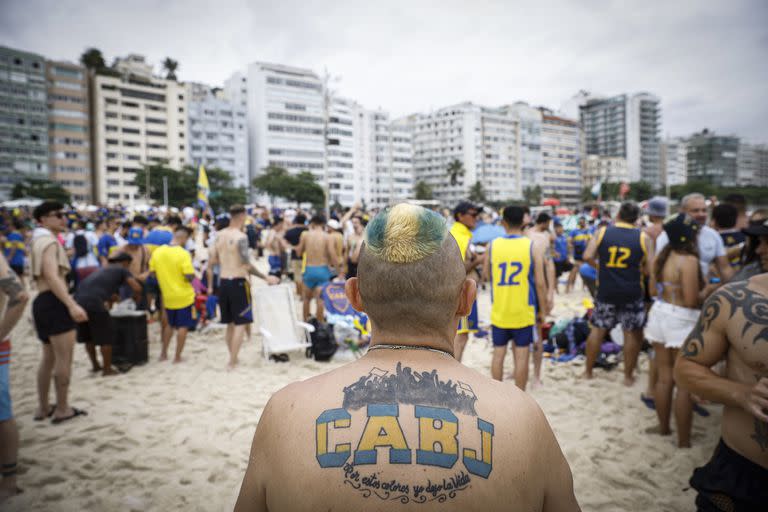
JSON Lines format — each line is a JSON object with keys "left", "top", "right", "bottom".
{"left": 457, "top": 300, "right": 478, "bottom": 334}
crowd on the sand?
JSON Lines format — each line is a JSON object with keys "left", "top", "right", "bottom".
{"left": 0, "top": 191, "right": 766, "bottom": 510}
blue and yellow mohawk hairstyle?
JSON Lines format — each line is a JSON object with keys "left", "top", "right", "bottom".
{"left": 364, "top": 203, "right": 447, "bottom": 264}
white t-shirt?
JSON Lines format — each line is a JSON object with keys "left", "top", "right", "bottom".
{"left": 65, "top": 230, "right": 100, "bottom": 268}
{"left": 655, "top": 225, "right": 725, "bottom": 276}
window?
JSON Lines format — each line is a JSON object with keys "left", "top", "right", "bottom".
{"left": 122, "top": 127, "right": 140, "bottom": 134}
{"left": 50, "top": 109, "right": 86, "bottom": 119}
{"left": 120, "top": 88, "right": 164, "bottom": 102}
{"left": 122, "top": 101, "right": 139, "bottom": 108}
{"left": 106, "top": 125, "right": 118, "bottom": 132}
{"left": 49, "top": 122, "right": 87, "bottom": 133}
{"left": 146, "top": 117, "right": 165, "bottom": 124}
{"left": 125, "top": 154, "right": 141, "bottom": 160}
{"left": 106, "top": 139, "right": 119, "bottom": 145}
{"left": 55, "top": 80, "right": 82, "bottom": 91}
{"left": 121, "top": 114, "right": 140, "bottom": 121}
{"left": 53, "top": 67, "right": 82, "bottom": 79}
{"left": 146, "top": 130, "right": 165, "bottom": 137}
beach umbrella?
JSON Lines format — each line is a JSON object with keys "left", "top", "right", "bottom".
{"left": 542, "top": 198, "right": 560, "bottom": 206}
{"left": 555, "top": 207, "right": 571, "bottom": 215}
{"left": 472, "top": 224, "right": 505, "bottom": 244}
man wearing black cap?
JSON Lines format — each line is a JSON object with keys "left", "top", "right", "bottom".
{"left": 74, "top": 253, "right": 143, "bottom": 376}
{"left": 450, "top": 201, "right": 484, "bottom": 361}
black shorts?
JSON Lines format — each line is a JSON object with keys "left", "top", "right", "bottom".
{"left": 76, "top": 310, "right": 115, "bottom": 346}
{"left": 218, "top": 278, "right": 253, "bottom": 325}
{"left": 690, "top": 438, "right": 768, "bottom": 511}
{"left": 33, "top": 291, "right": 76, "bottom": 343}
{"left": 554, "top": 259, "right": 573, "bottom": 277}
{"left": 591, "top": 298, "right": 646, "bottom": 331}
{"left": 10, "top": 264, "right": 23, "bottom": 277}
{"left": 347, "top": 260, "right": 358, "bottom": 279}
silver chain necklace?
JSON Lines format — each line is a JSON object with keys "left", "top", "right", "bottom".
{"left": 366, "top": 344, "right": 454, "bottom": 358}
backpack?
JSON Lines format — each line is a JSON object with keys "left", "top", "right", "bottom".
{"left": 73, "top": 233, "right": 89, "bottom": 258}
{"left": 307, "top": 318, "right": 338, "bottom": 361}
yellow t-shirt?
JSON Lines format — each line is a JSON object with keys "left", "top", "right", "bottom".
{"left": 149, "top": 245, "right": 195, "bottom": 309}
{"left": 489, "top": 235, "right": 535, "bottom": 329}
{"left": 449, "top": 221, "right": 472, "bottom": 262}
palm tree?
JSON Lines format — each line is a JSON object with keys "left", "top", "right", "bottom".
{"left": 414, "top": 180, "right": 433, "bottom": 200}
{"left": 80, "top": 48, "right": 106, "bottom": 71}
{"left": 447, "top": 159, "right": 464, "bottom": 186}
{"left": 468, "top": 182, "right": 486, "bottom": 202}
{"left": 162, "top": 58, "right": 179, "bottom": 80}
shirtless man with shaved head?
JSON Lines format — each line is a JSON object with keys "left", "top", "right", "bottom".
{"left": 235, "top": 203, "right": 579, "bottom": 512}
{"left": 675, "top": 227, "right": 768, "bottom": 511}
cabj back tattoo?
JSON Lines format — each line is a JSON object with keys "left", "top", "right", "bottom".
{"left": 314, "top": 363, "right": 494, "bottom": 503}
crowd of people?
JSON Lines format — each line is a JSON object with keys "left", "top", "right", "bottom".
{"left": 0, "top": 191, "right": 765, "bottom": 510}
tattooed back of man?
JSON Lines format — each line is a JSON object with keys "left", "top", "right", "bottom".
{"left": 234, "top": 204, "right": 579, "bottom": 512}
{"left": 675, "top": 268, "right": 768, "bottom": 510}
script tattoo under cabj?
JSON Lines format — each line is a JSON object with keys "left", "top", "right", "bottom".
{"left": 314, "top": 365, "right": 494, "bottom": 504}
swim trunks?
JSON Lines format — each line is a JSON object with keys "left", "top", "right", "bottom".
{"left": 590, "top": 298, "right": 646, "bottom": 332}
{"left": 491, "top": 325, "right": 534, "bottom": 347}
{"left": 33, "top": 291, "right": 76, "bottom": 343}
{"left": 0, "top": 339, "right": 11, "bottom": 421}
{"left": 165, "top": 305, "right": 197, "bottom": 329}
{"left": 690, "top": 438, "right": 768, "bottom": 511}
{"left": 303, "top": 265, "right": 331, "bottom": 290}
{"left": 218, "top": 277, "right": 253, "bottom": 325}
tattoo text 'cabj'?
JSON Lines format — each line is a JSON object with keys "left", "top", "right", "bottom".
{"left": 315, "top": 365, "right": 494, "bottom": 503}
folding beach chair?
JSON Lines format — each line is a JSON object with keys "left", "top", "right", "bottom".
{"left": 253, "top": 283, "right": 314, "bottom": 361}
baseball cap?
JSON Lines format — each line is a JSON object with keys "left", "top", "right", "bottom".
{"left": 743, "top": 217, "right": 768, "bottom": 236}
{"left": 645, "top": 196, "right": 669, "bottom": 218}
{"left": 453, "top": 201, "right": 479, "bottom": 217}
{"left": 663, "top": 213, "right": 700, "bottom": 248}
{"left": 127, "top": 227, "right": 146, "bottom": 244}
{"left": 327, "top": 219, "right": 341, "bottom": 231}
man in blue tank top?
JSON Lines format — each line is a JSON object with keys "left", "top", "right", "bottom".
{"left": 582, "top": 202, "right": 654, "bottom": 386}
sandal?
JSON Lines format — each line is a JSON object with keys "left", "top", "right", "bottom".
{"left": 33, "top": 405, "right": 56, "bottom": 421}
{"left": 51, "top": 407, "right": 88, "bottom": 425}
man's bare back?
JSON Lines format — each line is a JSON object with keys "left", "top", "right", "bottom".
{"left": 679, "top": 276, "right": 768, "bottom": 468}
{"left": 235, "top": 351, "right": 575, "bottom": 511}
{"left": 300, "top": 229, "right": 335, "bottom": 267}
{"left": 213, "top": 227, "right": 249, "bottom": 279}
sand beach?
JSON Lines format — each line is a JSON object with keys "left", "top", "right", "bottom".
{"left": 4, "top": 283, "right": 720, "bottom": 511}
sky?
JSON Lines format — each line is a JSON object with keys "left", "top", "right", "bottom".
{"left": 3, "top": 0, "right": 767, "bottom": 142}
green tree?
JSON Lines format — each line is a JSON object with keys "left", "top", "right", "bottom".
{"left": 252, "top": 166, "right": 294, "bottom": 201}
{"left": 414, "top": 180, "right": 433, "bottom": 200}
{"left": 11, "top": 177, "right": 71, "bottom": 204}
{"left": 162, "top": 57, "right": 179, "bottom": 80}
{"left": 627, "top": 181, "right": 653, "bottom": 201}
{"left": 523, "top": 185, "right": 542, "bottom": 205}
{"left": 446, "top": 159, "right": 464, "bottom": 186}
{"left": 134, "top": 163, "right": 245, "bottom": 211}
{"left": 286, "top": 171, "right": 325, "bottom": 208}
{"left": 468, "top": 181, "right": 486, "bottom": 203}
{"left": 80, "top": 48, "right": 106, "bottom": 71}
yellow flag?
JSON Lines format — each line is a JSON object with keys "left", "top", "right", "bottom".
{"left": 197, "top": 164, "right": 210, "bottom": 209}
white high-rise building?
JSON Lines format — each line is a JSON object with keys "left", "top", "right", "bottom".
{"left": 736, "top": 142, "right": 768, "bottom": 187}
{"left": 228, "top": 63, "right": 325, "bottom": 202}
{"left": 582, "top": 155, "right": 629, "bottom": 188}
{"left": 661, "top": 137, "right": 688, "bottom": 188}
{"left": 539, "top": 110, "right": 582, "bottom": 206}
{"left": 186, "top": 82, "right": 249, "bottom": 188}
{"left": 503, "top": 103, "right": 542, "bottom": 187}
{"left": 327, "top": 97, "right": 356, "bottom": 205}
{"left": 91, "top": 54, "right": 187, "bottom": 204}
{"left": 405, "top": 102, "right": 520, "bottom": 205}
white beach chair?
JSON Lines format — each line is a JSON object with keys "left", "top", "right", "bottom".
{"left": 253, "top": 283, "right": 314, "bottom": 361}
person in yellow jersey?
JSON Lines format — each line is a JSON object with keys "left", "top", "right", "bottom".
{"left": 483, "top": 205, "right": 547, "bottom": 390}
{"left": 449, "top": 201, "right": 484, "bottom": 361}
{"left": 149, "top": 225, "right": 196, "bottom": 363}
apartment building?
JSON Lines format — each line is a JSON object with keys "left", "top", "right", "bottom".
{"left": 0, "top": 46, "right": 48, "bottom": 200}
{"left": 91, "top": 54, "right": 187, "bottom": 204}
{"left": 327, "top": 97, "right": 356, "bottom": 205}
{"left": 187, "top": 82, "right": 249, "bottom": 188}
{"left": 582, "top": 155, "right": 629, "bottom": 188}
{"left": 660, "top": 137, "right": 687, "bottom": 188}
{"left": 686, "top": 129, "right": 739, "bottom": 187}
{"left": 46, "top": 60, "right": 91, "bottom": 202}
{"left": 406, "top": 102, "right": 520, "bottom": 205}
{"left": 580, "top": 92, "right": 661, "bottom": 186}
{"left": 539, "top": 111, "right": 582, "bottom": 205}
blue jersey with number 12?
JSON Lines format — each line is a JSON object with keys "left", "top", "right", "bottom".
{"left": 489, "top": 235, "right": 535, "bottom": 329}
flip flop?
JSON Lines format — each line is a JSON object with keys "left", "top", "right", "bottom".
{"left": 33, "top": 405, "right": 56, "bottom": 421}
{"left": 640, "top": 393, "right": 656, "bottom": 410}
{"left": 693, "top": 403, "right": 710, "bottom": 417}
{"left": 51, "top": 407, "right": 88, "bottom": 425}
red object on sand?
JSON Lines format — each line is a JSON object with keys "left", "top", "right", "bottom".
{"left": 542, "top": 198, "right": 560, "bottom": 206}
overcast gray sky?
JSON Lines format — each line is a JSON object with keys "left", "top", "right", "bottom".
{"left": 3, "top": 0, "right": 767, "bottom": 141}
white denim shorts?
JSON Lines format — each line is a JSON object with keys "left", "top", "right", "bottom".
{"left": 645, "top": 300, "right": 700, "bottom": 349}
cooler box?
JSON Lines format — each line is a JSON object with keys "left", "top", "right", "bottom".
{"left": 111, "top": 310, "right": 149, "bottom": 365}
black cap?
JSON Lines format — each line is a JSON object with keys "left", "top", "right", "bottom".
{"left": 453, "top": 201, "right": 479, "bottom": 217}
{"left": 663, "top": 213, "right": 700, "bottom": 248}
{"left": 743, "top": 218, "right": 768, "bottom": 236}
{"left": 108, "top": 252, "right": 133, "bottom": 264}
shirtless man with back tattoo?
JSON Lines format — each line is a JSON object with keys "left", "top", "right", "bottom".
{"left": 234, "top": 204, "right": 578, "bottom": 512}
{"left": 207, "top": 205, "right": 278, "bottom": 369}
{"left": 675, "top": 224, "right": 768, "bottom": 511}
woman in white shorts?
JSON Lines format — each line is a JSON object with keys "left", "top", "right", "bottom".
{"left": 645, "top": 213, "right": 703, "bottom": 447}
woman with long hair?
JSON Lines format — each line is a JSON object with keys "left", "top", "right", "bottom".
{"left": 645, "top": 214, "right": 704, "bottom": 447}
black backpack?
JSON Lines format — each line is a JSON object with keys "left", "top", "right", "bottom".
{"left": 307, "top": 318, "right": 337, "bottom": 362}
{"left": 73, "top": 233, "right": 89, "bottom": 258}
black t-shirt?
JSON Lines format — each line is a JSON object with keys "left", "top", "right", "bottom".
{"left": 74, "top": 266, "right": 132, "bottom": 312}
{"left": 284, "top": 226, "right": 307, "bottom": 258}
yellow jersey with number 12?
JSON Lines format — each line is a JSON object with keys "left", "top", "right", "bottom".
{"left": 489, "top": 235, "right": 536, "bottom": 329}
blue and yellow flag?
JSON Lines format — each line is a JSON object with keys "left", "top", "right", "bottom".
{"left": 197, "top": 164, "right": 210, "bottom": 210}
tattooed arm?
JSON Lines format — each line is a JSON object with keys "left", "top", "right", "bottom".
{"left": 675, "top": 288, "right": 768, "bottom": 423}
{"left": 0, "top": 254, "right": 29, "bottom": 341}
{"left": 238, "top": 237, "right": 275, "bottom": 283}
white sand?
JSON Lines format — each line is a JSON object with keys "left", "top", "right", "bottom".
{"left": 5, "top": 283, "right": 720, "bottom": 511}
